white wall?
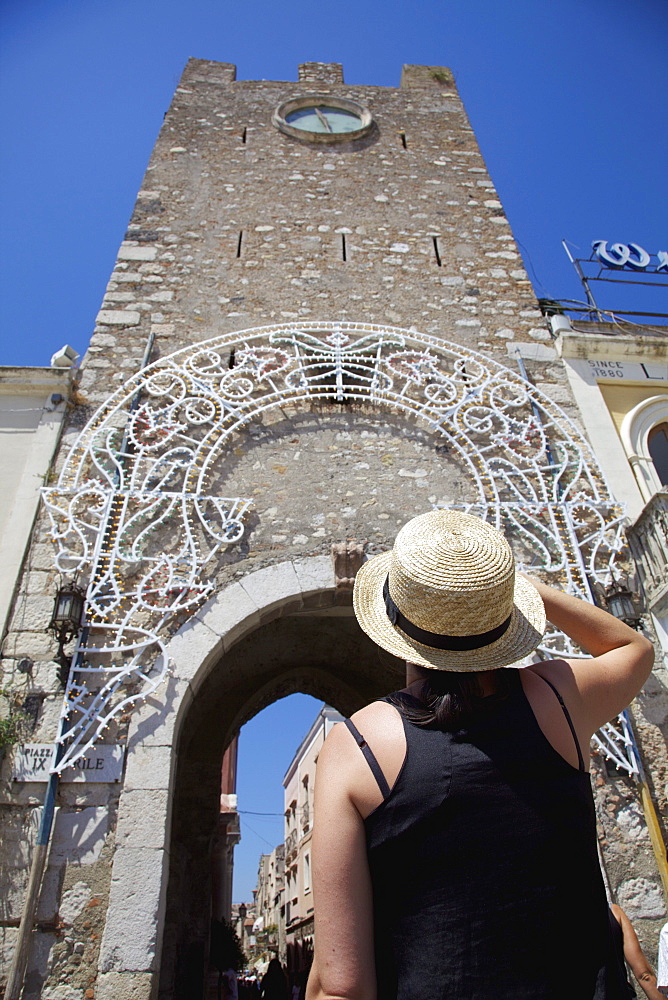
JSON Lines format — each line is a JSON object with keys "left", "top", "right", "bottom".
{"left": 0, "top": 367, "right": 73, "bottom": 640}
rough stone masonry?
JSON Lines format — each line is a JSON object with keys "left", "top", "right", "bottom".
{"left": 1, "top": 61, "right": 665, "bottom": 1000}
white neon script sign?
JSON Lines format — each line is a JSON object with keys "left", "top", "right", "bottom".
{"left": 592, "top": 240, "right": 668, "bottom": 272}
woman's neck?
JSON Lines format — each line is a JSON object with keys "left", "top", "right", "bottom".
{"left": 404, "top": 661, "right": 501, "bottom": 696}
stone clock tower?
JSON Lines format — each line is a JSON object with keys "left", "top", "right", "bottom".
{"left": 2, "top": 60, "right": 666, "bottom": 1000}
{"left": 80, "top": 58, "right": 547, "bottom": 407}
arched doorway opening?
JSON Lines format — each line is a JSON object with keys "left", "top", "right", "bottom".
{"left": 158, "top": 602, "right": 404, "bottom": 999}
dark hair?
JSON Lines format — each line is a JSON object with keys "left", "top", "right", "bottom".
{"left": 262, "top": 957, "right": 287, "bottom": 987}
{"left": 389, "top": 664, "right": 511, "bottom": 731}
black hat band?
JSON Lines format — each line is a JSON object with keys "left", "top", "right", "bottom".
{"left": 383, "top": 575, "right": 512, "bottom": 652}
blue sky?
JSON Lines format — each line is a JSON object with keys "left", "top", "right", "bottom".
{"left": 1, "top": 0, "right": 667, "bottom": 370}
{"left": 1, "top": 0, "right": 666, "bottom": 901}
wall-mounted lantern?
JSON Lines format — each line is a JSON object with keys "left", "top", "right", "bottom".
{"left": 48, "top": 581, "right": 85, "bottom": 685}
{"left": 605, "top": 575, "right": 644, "bottom": 631}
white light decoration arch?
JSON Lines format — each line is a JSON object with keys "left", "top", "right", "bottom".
{"left": 42, "top": 322, "right": 630, "bottom": 772}
{"left": 621, "top": 394, "right": 668, "bottom": 503}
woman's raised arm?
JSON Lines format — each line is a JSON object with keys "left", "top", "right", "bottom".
{"left": 526, "top": 577, "right": 654, "bottom": 735}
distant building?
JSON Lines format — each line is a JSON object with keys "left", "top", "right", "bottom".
{"left": 252, "top": 845, "right": 285, "bottom": 967}
{"left": 231, "top": 900, "right": 255, "bottom": 962}
{"left": 212, "top": 735, "right": 241, "bottom": 922}
{"left": 282, "top": 705, "right": 344, "bottom": 981}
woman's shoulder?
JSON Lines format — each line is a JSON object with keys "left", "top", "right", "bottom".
{"left": 323, "top": 697, "right": 403, "bottom": 756}
{"left": 350, "top": 695, "right": 406, "bottom": 739}
{"left": 318, "top": 696, "right": 408, "bottom": 816}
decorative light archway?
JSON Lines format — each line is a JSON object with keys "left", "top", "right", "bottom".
{"left": 42, "top": 322, "right": 628, "bottom": 771}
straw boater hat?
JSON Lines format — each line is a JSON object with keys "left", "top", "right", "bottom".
{"left": 353, "top": 509, "right": 546, "bottom": 671}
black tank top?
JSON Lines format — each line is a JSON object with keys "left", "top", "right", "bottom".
{"left": 348, "top": 670, "right": 624, "bottom": 1000}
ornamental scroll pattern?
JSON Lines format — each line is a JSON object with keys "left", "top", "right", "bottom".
{"left": 43, "top": 322, "right": 630, "bottom": 772}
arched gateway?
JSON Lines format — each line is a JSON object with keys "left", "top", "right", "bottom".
{"left": 42, "top": 322, "right": 626, "bottom": 997}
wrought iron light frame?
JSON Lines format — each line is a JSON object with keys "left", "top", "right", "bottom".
{"left": 41, "top": 322, "right": 636, "bottom": 773}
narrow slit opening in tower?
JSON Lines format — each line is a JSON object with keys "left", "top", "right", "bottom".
{"left": 432, "top": 236, "right": 442, "bottom": 267}
{"left": 399, "top": 131, "right": 407, "bottom": 149}
{"left": 236, "top": 232, "right": 243, "bottom": 258}
{"left": 341, "top": 234, "right": 347, "bottom": 262}
{"left": 241, "top": 127, "right": 247, "bottom": 144}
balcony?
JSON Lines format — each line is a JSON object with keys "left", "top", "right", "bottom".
{"left": 285, "top": 829, "right": 298, "bottom": 863}
{"left": 627, "top": 488, "right": 668, "bottom": 616}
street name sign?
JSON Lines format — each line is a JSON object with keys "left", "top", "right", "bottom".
{"left": 13, "top": 744, "right": 124, "bottom": 782}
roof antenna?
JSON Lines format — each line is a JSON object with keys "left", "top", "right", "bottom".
{"left": 562, "top": 240, "right": 602, "bottom": 320}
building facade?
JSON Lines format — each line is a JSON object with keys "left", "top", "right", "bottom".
{"left": 0, "top": 59, "right": 667, "bottom": 1000}
{"left": 211, "top": 736, "right": 241, "bottom": 924}
{"left": 251, "top": 845, "right": 285, "bottom": 968}
{"left": 0, "top": 363, "right": 76, "bottom": 643}
{"left": 282, "top": 705, "right": 344, "bottom": 980}
{"left": 551, "top": 315, "right": 668, "bottom": 650}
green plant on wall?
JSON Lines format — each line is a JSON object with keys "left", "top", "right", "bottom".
{"left": 0, "top": 688, "right": 31, "bottom": 754}
{"left": 430, "top": 68, "right": 454, "bottom": 85}
{"left": 0, "top": 714, "right": 24, "bottom": 751}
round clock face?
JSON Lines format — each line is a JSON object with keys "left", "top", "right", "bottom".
{"left": 285, "top": 105, "right": 363, "bottom": 135}
{"left": 273, "top": 96, "right": 373, "bottom": 143}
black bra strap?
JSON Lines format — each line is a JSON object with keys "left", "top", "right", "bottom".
{"left": 344, "top": 719, "right": 391, "bottom": 799}
{"left": 539, "top": 676, "right": 585, "bottom": 771}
